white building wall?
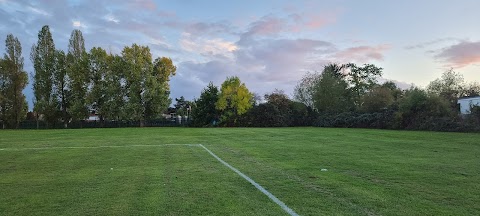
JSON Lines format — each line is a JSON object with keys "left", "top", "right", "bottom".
{"left": 458, "top": 97, "right": 480, "bottom": 114}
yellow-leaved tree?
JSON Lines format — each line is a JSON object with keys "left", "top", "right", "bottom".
{"left": 216, "top": 76, "right": 253, "bottom": 125}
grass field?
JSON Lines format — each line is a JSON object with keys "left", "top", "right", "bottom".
{"left": 1, "top": 128, "right": 479, "bottom": 215}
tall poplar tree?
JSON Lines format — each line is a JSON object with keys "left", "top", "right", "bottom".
{"left": 0, "top": 58, "right": 6, "bottom": 129}
{"left": 31, "top": 25, "right": 57, "bottom": 128}
{"left": 53, "top": 50, "right": 69, "bottom": 128}
{"left": 88, "top": 47, "right": 108, "bottom": 124}
{"left": 103, "top": 54, "right": 126, "bottom": 121}
{"left": 122, "top": 44, "right": 152, "bottom": 127}
{"left": 67, "top": 29, "right": 89, "bottom": 126}
{"left": 144, "top": 57, "right": 176, "bottom": 120}
{"left": 3, "top": 34, "right": 28, "bottom": 128}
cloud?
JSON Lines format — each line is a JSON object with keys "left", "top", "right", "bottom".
{"left": 434, "top": 41, "right": 480, "bottom": 68}
{"left": 333, "top": 44, "right": 391, "bottom": 63}
{"left": 72, "top": 20, "right": 86, "bottom": 28}
{"left": 405, "top": 37, "right": 459, "bottom": 50}
{"left": 185, "top": 21, "right": 235, "bottom": 36}
{"left": 179, "top": 33, "right": 237, "bottom": 60}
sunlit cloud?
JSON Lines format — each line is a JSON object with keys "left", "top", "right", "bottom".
{"left": 72, "top": 20, "right": 86, "bottom": 28}
{"left": 333, "top": 44, "right": 391, "bottom": 63}
{"left": 435, "top": 41, "right": 480, "bottom": 68}
{"left": 27, "top": 6, "right": 50, "bottom": 16}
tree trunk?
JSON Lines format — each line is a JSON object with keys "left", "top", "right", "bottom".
{"left": 100, "top": 115, "right": 104, "bottom": 128}
{"left": 63, "top": 108, "right": 67, "bottom": 129}
{"left": 36, "top": 113, "right": 39, "bottom": 129}
{"left": 140, "top": 120, "right": 145, "bottom": 127}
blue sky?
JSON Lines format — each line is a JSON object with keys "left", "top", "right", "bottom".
{"left": 1, "top": 0, "right": 479, "bottom": 109}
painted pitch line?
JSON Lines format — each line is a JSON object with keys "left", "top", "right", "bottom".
{"left": 0, "top": 144, "right": 200, "bottom": 151}
{"left": 199, "top": 144, "right": 299, "bottom": 216}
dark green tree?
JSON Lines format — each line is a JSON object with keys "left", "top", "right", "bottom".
{"left": 191, "top": 82, "right": 219, "bottom": 126}
{"left": 314, "top": 64, "right": 353, "bottom": 114}
{"left": 345, "top": 63, "right": 383, "bottom": 106}
{"left": 427, "top": 69, "right": 465, "bottom": 110}
{"left": 144, "top": 57, "right": 176, "bottom": 121}
{"left": 53, "top": 50, "right": 69, "bottom": 128}
{"left": 88, "top": 47, "right": 109, "bottom": 124}
{"left": 174, "top": 96, "right": 192, "bottom": 116}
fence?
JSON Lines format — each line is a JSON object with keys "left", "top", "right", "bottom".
{"left": 6, "top": 117, "right": 191, "bottom": 129}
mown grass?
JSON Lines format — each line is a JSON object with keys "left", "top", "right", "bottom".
{"left": 1, "top": 127, "right": 479, "bottom": 215}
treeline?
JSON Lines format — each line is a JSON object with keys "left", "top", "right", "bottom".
{"left": 189, "top": 64, "right": 480, "bottom": 132}
{"left": 0, "top": 25, "right": 176, "bottom": 129}
{"left": 2, "top": 25, "right": 479, "bottom": 131}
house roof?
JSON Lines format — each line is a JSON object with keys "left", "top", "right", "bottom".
{"left": 458, "top": 96, "right": 480, "bottom": 101}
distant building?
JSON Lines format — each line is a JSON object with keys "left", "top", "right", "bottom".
{"left": 458, "top": 96, "right": 480, "bottom": 114}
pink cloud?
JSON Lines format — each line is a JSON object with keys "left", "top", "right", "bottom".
{"left": 333, "top": 44, "right": 391, "bottom": 63}
{"left": 130, "top": 0, "right": 156, "bottom": 10}
{"left": 435, "top": 41, "right": 480, "bottom": 68}
{"left": 304, "top": 14, "right": 334, "bottom": 30}
{"left": 246, "top": 16, "right": 284, "bottom": 36}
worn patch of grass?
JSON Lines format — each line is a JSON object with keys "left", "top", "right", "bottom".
{"left": 1, "top": 127, "right": 479, "bottom": 215}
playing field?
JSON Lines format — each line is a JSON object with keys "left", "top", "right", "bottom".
{"left": 1, "top": 128, "right": 479, "bottom": 215}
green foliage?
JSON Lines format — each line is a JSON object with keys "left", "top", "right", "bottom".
{"left": 122, "top": 44, "right": 152, "bottom": 125}
{"left": 102, "top": 54, "right": 126, "bottom": 120}
{"left": 216, "top": 76, "right": 253, "bottom": 125}
{"left": 31, "top": 25, "right": 58, "bottom": 128}
{"left": 191, "top": 83, "right": 219, "bottom": 127}
{"left": 238, "top": 90, "right": 315, "bottom": 127}
{"left": 144, "top": 57, "right": 176, "bottom": 120}
{"left": 293, "top": 71, "right": 320, "bottom": 109}
{"left": 360, "top": 86, "right": 394, "bottom": 113}
{"left": 395, "top": 88, "right": 453, "bottom": 130}
{"left": 174, "top": 96, "right": 191, "bottom": 116}
{"left": 314, "top": 64, "right": 354, "bottom": 114}
{"left": 345, "top": 63, "right": 383, "bottom": 105}
{"left": 53, "top": 49, "right": 69, "bottom": 128}
{"left": 87, "top": 47, "right": 109, "bottom": 124}
{"left": 122, "top": 45, "right": 176, "bottom": 126}
{"left": 67, "top": 29, "right": 89, "bottom": 123}
{"left": 427, "top": 69, "right": 465, "bottom": 109}
{"left": 0, "top": 34, "right": 28, "bottom": 128}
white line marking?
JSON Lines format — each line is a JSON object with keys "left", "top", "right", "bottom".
{"left": 0, "top": 144, "right": 200, "bottom": 151}
{"left": 199, "top": 144, "right": 299, "bottom": 216}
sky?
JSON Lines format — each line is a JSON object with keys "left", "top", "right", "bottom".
{"left": 1, "top": 0, "right": 479, "bottom": 109}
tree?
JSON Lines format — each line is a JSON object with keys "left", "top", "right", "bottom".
{"left": 264, "top": 89, "right": 293, "bottom": 125}
{"left": 53, "top": 50, "right": 69, "bottom": 128}
{"left": 427, "top": 69, "right": 465, "bottom": 109}
{"left": 174, "top": 96, "right": 191, "bottom": 116}
{"left": 293, "top": 71, "right": 321, "bottom": 109}
{"left": 122, "top": 44, "right": 152, "bottom": 126}
{"left": 360, "top": 86, "right": 394, "bottom": 113}
{"left": 345, "top": 63, "right": 383, "bottom": 106}
{"left": 3, "top": 34, "right": 28, "bottom": 129}
{"left": 0, "top": 58, "right": 6, "bottom": 128}
{"left": 313, "top": 64, "right": 354, "bottom": 114}
{"left": 88, "top": 47, "right": 109, "bottom": 124}
{"left": 144, "top": 57, "right": 176, "bottom": 121}
{"left": 395, "top": 87, "right": 452, "bottom": 129}
{"left": 31, "top": 25, "right": 57, "bottom": 128}
{"left": 216, "top": 76, "right": 253, "bottom": 125}
{"left": 463, "top": 82, "right": 480, "bottom": 97}
{"left": 103, "top": 54, "right": 126, "bottom": 121}
{"left": 67, "top": 29, "right": 89, "bottom": 126}
{"left": 191, "top": 82, "right": 219, "bottom": 127}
